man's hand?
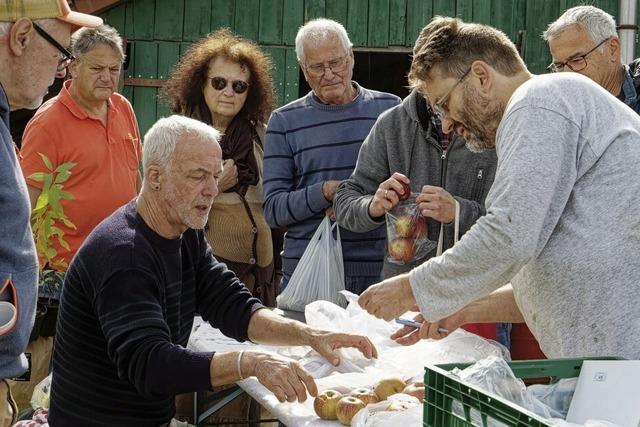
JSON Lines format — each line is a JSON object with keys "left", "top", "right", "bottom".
{"left": 368, "top": 173, "right": 411, "bottom": 218}
{"left": 391, "top": 310, "right": 465, "bottom": 345}
{"left": 416, "top": 185, "right": 456, "bottom": 223}
{"left": 322, "top": 180, "right": 342, "bottom": 202}
{"left": 219, "top": 159, "right": 238, "bottom": 192}
{"left": 246, "top": 352, "right": 318, "bottom": 403}
{"left": 358, "top": 274, "right": 416, "bottom": 321}
{"left": 307, "top": 330, "right": 378, "bottom": 366}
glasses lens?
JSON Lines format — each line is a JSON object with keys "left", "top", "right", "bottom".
{"left": 231, "top": 80, "right": 249, "bottom": 94}
{"left": 211, "top": 77, "right": 227, "bottom": 90}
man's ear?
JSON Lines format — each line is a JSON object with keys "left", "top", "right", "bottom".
{"left": 607, "top": 36, "right": 621, "bottom": 62}
{"left": 470, "top": 60, "right": 492, "bottom": 94}
{"left": 8, "top": 18, "right": 35, "bottom": 57}
{"left": 146, "top": 165, "right": 163, "bottom": 189}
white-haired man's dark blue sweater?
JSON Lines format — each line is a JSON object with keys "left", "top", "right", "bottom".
{"left": 263, "top": 82, "right": 400, "bottom": 294}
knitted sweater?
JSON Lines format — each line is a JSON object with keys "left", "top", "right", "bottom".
{"left": 262, "top": 83, "right": 400, "bottom": 284}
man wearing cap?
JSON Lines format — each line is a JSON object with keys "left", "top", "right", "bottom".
{"left": 0, "top": 1, "right": 101, "bottom": 425}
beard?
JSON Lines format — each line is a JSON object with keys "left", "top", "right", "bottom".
{"left": 458, "top": 83, "right": 505, "bottom": 153}
{"left": 164, "top": 183, "right": 211, "bottom": 230}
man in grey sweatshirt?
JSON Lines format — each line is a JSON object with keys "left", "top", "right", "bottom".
{"left": 359, "top": 16, "right": 640, "bottom": 360}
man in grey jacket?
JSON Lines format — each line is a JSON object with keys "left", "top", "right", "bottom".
{"left": 359, "top": 16, "right": 640, "bottom": 359}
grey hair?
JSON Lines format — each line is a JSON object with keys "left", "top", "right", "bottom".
{"left": 295, "top": 18, "right": 353, "bottom": 62}
{"left": 71, "top": 24, "right": 125, "bottom": 61}
{"left": 142, "top": 115, "right": 221, "bottom": 170}
{"left": 0, "top": 18, "right": 58, "bottom": 39}
{"left": 543, "top": 5, "right": 617, "bottom": 45}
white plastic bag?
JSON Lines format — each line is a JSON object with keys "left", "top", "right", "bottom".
{"left": 31, "top": 374, "right": 52, "bottom": 409}
{"left": 276, "top": 217, "right": 345, "bottom": 311}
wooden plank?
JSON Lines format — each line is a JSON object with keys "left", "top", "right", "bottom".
{"left": 234, "top": 0, "right": 260, "bottom": 41}
{"left": 325, "top": 0, "right": 347, "bottom": 25}
{"left": 491, "top": 0, "right": 526, "bottom": 43}
{"left": 523, "top": 0, "right": 560, "bottom": 73}
{"left": 121, "top": 41, "right": 134, "bottom": 103}
{"left": 305, "top": 0, "right": 325, "bottom": 21}
{"left": 133, "top": 0, "right": 155, "bottom": 40}
{"left": 259, "top": 0, "right": 284, "bottom": 44}
{"left": 180, "top": 42, "right": 192, "bottom": 56}
{"left": 456, "top": 0, "right": 473, "bottom": 21}
{"left": 367, "top": 0, "right": 389, "bottom": 47}
{"left": 405, "top": 0, "right": 432, "bottom": 47}
{"left": 593, "top": 0, "right": 618, "bottom": 18}
{"left": 211, "top": 0, "right": 235, "bottom": 31}
{"left": 154, "top": 0, "right": 184, "bottom": 41}
{"left": 433, "top": 0, "right": 455, "bottom": 18}
{"left": 155, "top": 41, "right": 179, "bottom": 118}
{"left": 183, "top": 0, "right": 212, "bottom": 41}
{"left": 284, "top": 47, "right": 300, "bottom": 104}
{"left": 472, "top": 0, "right": 492, "bottom": 24}
{"left": 347, "top": 0, "right": 368, "bottom": 47}
{"left": 132, "top": 41, "right": 158, "bottom": 137}
{"left": 101, "top": 4, "right": 126, "bottom": 35}
{"left": 124, "top": 0, "right": 134, "bottom": 39}
{"left": 263, "top": 46, "right": 286, "bottom": 106}
{"left": 388, "top": 0, "right": 407, "bottom": 46}
{"left": 282, "top": 0, "right": 304, "bottom": 45}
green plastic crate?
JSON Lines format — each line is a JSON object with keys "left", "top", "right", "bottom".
{"left": 423, "top": 357, "right": 619, "bottom": 427}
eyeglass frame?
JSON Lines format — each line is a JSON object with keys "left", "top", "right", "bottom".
{"left": 304, "top": 54, "right": 350, "bottom": 77}
{"left": 432, "top": 67, "right": 472, "bottom": 121}
{"left": 546, "top": 37, "right": 611, "bottom": 73}
{"left": 207, "top": 76, "right": 250, "bottom": 94}
{"left": 32, "top": 22, "right": 75, "bottom": 71}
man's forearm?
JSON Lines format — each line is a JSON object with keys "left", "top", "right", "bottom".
{"left": 461, "top": 285, "right": 525, "bottom": 324}
{"left": 247, "top": 308, "right": 313, "bottom": 346}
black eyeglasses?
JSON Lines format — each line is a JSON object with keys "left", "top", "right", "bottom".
{"left": 33, "top": 22, "right": 75, "bottom": 72}
{"left": 208, "top": 76, "right": 250, "bottom": 94}
{"left": 547, "top": 37, "right": 610, "bottom": 73}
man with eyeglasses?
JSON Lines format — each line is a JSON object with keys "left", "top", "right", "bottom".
{"left": 263, "top": 19, "right": 400, "bottom": 296}
{"left": 358, "top": 16, "right": 640, "bottom": 361}
{"left": 0, "top": 1, "right": 101, "bottom": 425}
{"left": 544, "top": 5, "right": 640, "bottom": 114}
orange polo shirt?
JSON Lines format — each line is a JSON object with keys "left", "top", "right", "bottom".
{"left": 20, "top": 80, "right": 141, "bottom": 268}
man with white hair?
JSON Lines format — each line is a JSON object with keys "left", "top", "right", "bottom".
{"left": 544, "top": 5, "right": 639, "bottom": 113}
{"left": 263, "top": 19, "right": 400, "bottom": 295}
{"left": 49, "top": 115, "right": 377, "bottom": 426}
{"left": 0, "top": 1, "right": 100, "bottom": 424}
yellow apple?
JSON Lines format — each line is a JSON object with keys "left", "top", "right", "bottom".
{"left": 313, "top": 389, "right": 343, "bottom": 420}
{"left": 402, "top": 383, "right": 425, "bottom": 400}
{"left": 349, "top": 387, "right": 379, "bottom": 405}
{"left": 336, "top": 396, "right": 366, "bottom": 426}
{"left": 374, "top": 377, "right": 407, "bottom": 400}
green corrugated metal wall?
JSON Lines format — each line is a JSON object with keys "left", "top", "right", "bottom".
{"left": 100, "top": 0, "right": 635, "bottom": 136}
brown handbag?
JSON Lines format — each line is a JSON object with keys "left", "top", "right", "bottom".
{"left": 0, "top": 278, "right": 18, "bottom": 336}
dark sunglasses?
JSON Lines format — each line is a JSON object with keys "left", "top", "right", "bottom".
{"left": 33, "top": 22, "right": 75, "bottom": 71}
{"left": 209, "top": 76, "right": 250, "bottom": 94}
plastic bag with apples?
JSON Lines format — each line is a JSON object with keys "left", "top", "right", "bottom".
{"left": 385, "top": 196, "right": 436, "bottom": 264}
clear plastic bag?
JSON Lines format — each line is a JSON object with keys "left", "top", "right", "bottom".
{"left": 385, "top": 196, "right": 436, "bottom": 264}
{"left": 30, "top": 374, "right": 52, "bottom": 409}
{"left": 276, "top": 217, "right": 345, "bottom": 311}
{"left": 351, "top": 393, "right": 422, "bottom": 427}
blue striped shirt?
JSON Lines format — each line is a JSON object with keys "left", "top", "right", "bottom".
{"left": 263, "top": 83, "right": 400, "bottom": 287}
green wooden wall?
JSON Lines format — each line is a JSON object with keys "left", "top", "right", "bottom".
{"left": 100, "top": 0, "right": 634, "bottom": 136}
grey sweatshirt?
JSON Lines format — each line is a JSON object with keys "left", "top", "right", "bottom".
{"left": 410, "top": 73, "right": 640, "bottom": 359}
{"left": 334, "top": 90, "right": 496, "bottom": 278}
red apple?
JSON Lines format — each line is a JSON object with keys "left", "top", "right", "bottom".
{"left": 394, "top": 215, "right": 414, "bottom": 237}
{"left": 349, "top": 387, "right": 379, "bottom": 405}
{"left": 402, "top": 383, "right": 425, "bottom": 401}
{"left": 314, "top": 389, "right": 343, "bottom": 420}
{"left": 374, "top": 377, "right": 407, "bottom": 400}
{"left": 336, "top": 396, "right": 366, "bottom": 426}
{"left": 388, "top": 238, "right": 416, "bottom": 262}
{"left": 395, "top": 181, "right": 411, "bottom": 201}
{"left": 413, "top": 216, "right": 427, "bottom": 239}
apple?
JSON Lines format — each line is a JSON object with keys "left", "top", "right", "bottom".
{"left": 402, "top": 383, "right": 425, "bottom": 401}
{"left": 388, "top": 238, "right": 416, "bottom": 262}
{"left": 374, "top": 377, "right": 407, "bottom": 400}
{"left": 387, "top": 401, "right": 413, "bottom": 411}
{"left": 349, "top": 387, "right": 379, "bottom": 405}
{"left": 313, "top": 389, "right": 343, "bottom": 420}
{"left": 394, "top": 215, "right": 414, "bottom": 237}
{"left": 413, "top": 216, "right": 427, "bottom": 239}
{"left": 336, "top": 396, "right": 366, "bottom": 426}
{"left": 396, "top": 181, "right": 411, "bottom": 201}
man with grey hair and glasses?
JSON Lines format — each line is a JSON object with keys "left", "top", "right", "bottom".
{"left": 49, "top": 114, "right": 377, "bottom": 426}
{"left": 544, "top": 5, "right": 639, "bottom": 114}
{"left": 263, "top": 18, "right": 400, "bottom": 296}
{"left": 0, "top": 1, "right": 100, "bottom": 425}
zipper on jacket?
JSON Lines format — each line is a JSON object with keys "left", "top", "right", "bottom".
{"left": 477, "top": 169, "right": 483, "bottom": 180}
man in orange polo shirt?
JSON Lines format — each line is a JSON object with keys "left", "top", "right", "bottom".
{"left": 21, "top": 24, "right": 141, "bottom": 269}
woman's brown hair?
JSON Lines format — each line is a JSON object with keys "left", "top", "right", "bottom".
{"left": 162, "top": 28, "right": 276, "bottom": 125}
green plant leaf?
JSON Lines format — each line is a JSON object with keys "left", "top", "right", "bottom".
{"left": 34, "top": 193, "right": 49, "bottom": 211}
{"left": 28, "top": 172, "right": 47, "bottom": 182}
{"left": 54, "top": 162, "right": 76, "bottom": 176}
{"left": 58, "top": 236, "right": 70, "bottom": 251}
{"left": 61, "top": 218, "right": 76, "bottom": 229}
{"left": 53, "top": 170, "right": 71, "bottom": 184}
{"left": 38, "top": 152, "right": 53, "bottom": 171}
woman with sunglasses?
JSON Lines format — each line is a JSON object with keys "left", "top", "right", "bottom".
{"left": 163, "top": 29, "right": 278, "bottom": 307}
